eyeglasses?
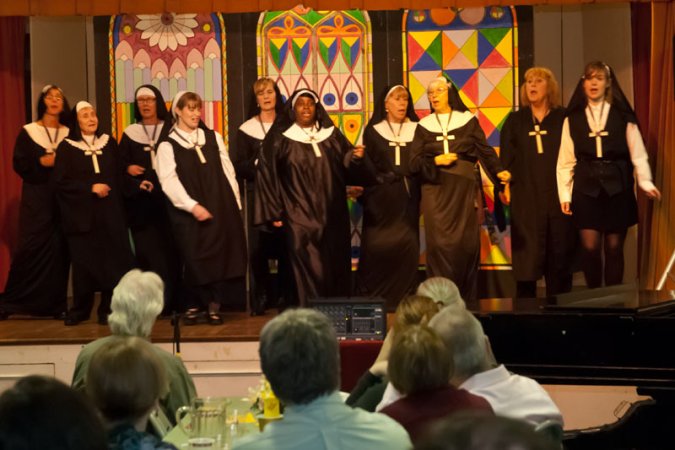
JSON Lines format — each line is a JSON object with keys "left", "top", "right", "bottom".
{"left": 427, "top": 87, "right": 448, "bottom": 96}
{"left": 45, "top": 95, "right": 63, "bottom": 101}
{"left": 137, "top": 97, "right": 156, "bottom": 104}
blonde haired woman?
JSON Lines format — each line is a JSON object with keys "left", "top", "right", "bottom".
{"left": 500, "top": 67, "right": 576, "bottom": 298}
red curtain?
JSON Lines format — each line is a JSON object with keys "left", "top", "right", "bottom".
{"left": 0, "top": 17, "right": 26, "bottom": 291}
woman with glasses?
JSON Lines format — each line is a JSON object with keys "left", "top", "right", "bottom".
{"left": 0, "top": 85, "right": 71, "bottom": 320}
{"left": 409, "top": 78, "right": 510, "bottom": 302}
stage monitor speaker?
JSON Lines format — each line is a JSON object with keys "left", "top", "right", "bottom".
{"left": 309, "top": 297, "right": 386, "bottom": 341}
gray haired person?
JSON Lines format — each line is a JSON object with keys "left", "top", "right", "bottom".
{"left": 234, "top": 308, "right": 412, "bottom": 450}
{"left": 71, "top": 269, "right": 196, "bottom": 425}
{"left": 416, "top": 277, "right": 466, "bottom": 309}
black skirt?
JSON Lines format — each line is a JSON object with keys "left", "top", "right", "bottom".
{"left": 571, "top": 188, "right": 638, "bottom": 232}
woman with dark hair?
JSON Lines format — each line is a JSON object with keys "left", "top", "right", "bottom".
{"left": 500, "top": 67, "right": 576, "bottom": 298}
{"left": 255, "top": 89, "right": 367, "bottom": 305}
{"left": 409, "top": 77, "right": 510, "bottom": 302}
{"left": 234, "top": 78, "right": 293, "bottom": 314}
{"left": 0, "top": 85, "right": 71, "bottom": 319}
{"left": 0, "top": 375, "right": 108, "bottom": 450}
{"left": 358, "top": 85, "right": 421, "bottom": 310}
{"left": 54, "top": 101, "right": 134, "bottom": 326}
{"left": 557, "top": 61, "right": 660, "bottom": 288}
{"left": 119, "top": 85, "right": 181, "bottom": 314}
{"left": 156, "top": 91, "right": 246, "bottom": 325}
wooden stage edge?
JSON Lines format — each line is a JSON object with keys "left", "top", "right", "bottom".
{"left": 0, "top": 311, "right": 277, "bottom": 346}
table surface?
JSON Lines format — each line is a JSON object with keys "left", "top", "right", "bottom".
{"left": 165, "top": 397, "right": 262, "bottom": 449}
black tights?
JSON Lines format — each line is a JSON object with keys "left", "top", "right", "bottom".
{"left": 579, "top": 229, "right": 627, "bottom": 288}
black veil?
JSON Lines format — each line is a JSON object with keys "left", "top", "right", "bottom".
{"left": 566, "top": 62, "right": 638, "bottom": 124}
{"left": 67, "top": 102, "right": 102, "bottom": 140}
{"left": 428, "top": 77, "right": 470, "bottom": 114}
{"left": 132, "top": 84, "right": 172, "bottom": 141}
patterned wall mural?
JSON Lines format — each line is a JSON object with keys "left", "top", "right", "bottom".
{"left": 404, "top": 7, "right": 518, "bottom": 268}
{"left": 110, "top": 13, "right": 228, "bottom": 140}
{"left": 258, "top": 8, "right": 373, "bottom": 267}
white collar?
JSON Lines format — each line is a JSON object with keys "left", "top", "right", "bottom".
{"left": 123, "top": 122, "right": 164, "bottom": 145}
{"left": 282, "top": 123, "right": 334, "bottom": 144}
{"left": 170, "top": 127, "right": 206, "bottom": 149}
{"left": 65, "top": 134, "right": 110, "bottom": 152}
{"left": 239, "top": 116, "right": 273, "bottom": 141}
{"left": 418, "top": 110, "right": 474, "bottom": 133}
{"left": 24, "top": 122, "right": 68, "bottom": 151}
{"left": 372, "top": 120, "right": 417, "bottom": 143}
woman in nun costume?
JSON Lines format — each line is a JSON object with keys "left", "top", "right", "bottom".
{"left": 118, "top": 85, "right": 181, "bottom": 315}
{"left": 55, "top": 101, "right": 134, "bottom": 326}
{"left": 0, "top": 85, "right": 71, "bottom": 320}
{"left": 156, "top": 91, "right": 246, "bottom": 325}
{"left": 357, "top": 85, "right": 421, "bottom": 311}
{"left": 255, "top": 88, "right": 370, "bottom": 306}
{"left": 409, "top": 77, "right": 510, "bottom": 302}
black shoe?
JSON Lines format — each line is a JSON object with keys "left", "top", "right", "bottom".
{"left": 182, "top": 309, "right": 206, "bottom": 326}
{"left": 53, "top": 311, "right": 67, "bottom": 320}
{"left": 64, "top": 312, "right": 86, "bottom": 326}
{"left": 208, "top": 313, "right": 224, "bottom": 325}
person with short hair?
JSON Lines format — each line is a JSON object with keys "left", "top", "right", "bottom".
{"left": 381, "top": 325, "right": 493, "bottom": 442}
{"left": 156, "top": 91, "right": 247, "bottom": 324}
{"left": 0, "top": 375, "right": 107, "bottom": 450}
{"left": 428, "top": 308, "right": 563, "bottom": 426}
{"left": 347, "top": 294, "right": 440, "bottom": 411}
{"left": 71, "top": 269, "right": 196, "bottom": 425}
{"left": 416, "top": 277, "right": 465, "bottom": 308}
{"left": 414, "top": 412, "right": 557, "bottom": 450}
{"left": 234, "top": 308, "right": 412, "bottom": 450}
{"left": 86, "top": 336, "right": 177, "bottom": 450}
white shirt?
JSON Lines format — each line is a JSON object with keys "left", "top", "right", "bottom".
{"left": 556, "top": 101, "right": 656, "bottom": 203}
{"left": 156, "top": 127, "right": 241, "bottom": 213}
{"left": 376, "top": 364, "right": 563, "bottom": 427}
{"left": 459, "top": 365, "right": 563, "bottom": 426}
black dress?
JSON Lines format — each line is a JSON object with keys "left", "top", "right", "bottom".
{"left": 119, "top": 123, "right": 182, "bottom": 313}
{"left": 158, "top": 128, "right": 247, "bottom": 302}
{"left": 53, "top": 135, "right": 134, "bottom": 319}
{"left": 235, "top": 118, "right": 293, "bottom": 308}
{"left": 409, "top": 112, "right": 504, "bottom": 302}
{"left": 358, "top": 120, "right": 420, "bottom": 310}
{"left": 0, "top": 124, "right": 70, "bottom": 317}
{"left": 255, "top": 123, "right": 366, "bottom": 305}
{"left": 500, "top": 107, "right": 576, "bottom": 296}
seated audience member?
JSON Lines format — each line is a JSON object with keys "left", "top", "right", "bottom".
{"left": 233, "top": 308, "right": 412, "bottom": 450}
{"left": 86, "top": 336, "right": 178, "bottom": 450}
{"left": 414, "top": 412, "right": 557, "bottom": 450}
{"left": 0, "top": 375, "right": 107, "bottom": 450}
{"left": 416, "top": 277, "right": 466, "bottom": 308}
{"left": 347, "top": 295, "right": 440, "bottom": 411}
{"left": 381, "top": 325, "right": 493, "bottom": 442}
{"left": 428, "top": 308, "right": 563, "bottom": 426}
{"left": 71, "top": 269, "right": 196, "bottom": 424}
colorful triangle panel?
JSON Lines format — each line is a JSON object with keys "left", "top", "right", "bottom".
{"left": 481, "top": 48, "right": 510, "bottom": 68}
{"left": 459, "top": 31, "right": 478, "bottom": 67}
{"left": 441, "top": 31, "right": 459, "bottom": 68}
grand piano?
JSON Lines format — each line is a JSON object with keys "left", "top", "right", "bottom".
{"left": 471, "top": 284, "right": 675, "bottom": 449}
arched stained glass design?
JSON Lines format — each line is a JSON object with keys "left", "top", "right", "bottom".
{"left": 110, "top": 13, "right": 228, "bottom": 139}
{"left": 404, "top": 7, "right": 518, "bottom": 267}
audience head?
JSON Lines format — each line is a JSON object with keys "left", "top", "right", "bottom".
{"left": 86, "top": 336, "right": 168, "bottom": 425}
{"left": 388, "top": 325, "right": 452, "bottom": 396}
{"left": 414, "top": 412, "right": 557, "bottom": 450}
{"left": 0, "top": 375, "right": 107, "bottom": 450}
{"left": 417, "top": 277, "right": 465, "bottom": 309}
{"left": 259, "top": 308, "right": 339, "bottom": 405}
{"left": 394, "top": 295, "right": 441, "bottom": 333}
{"left": 108, "top": 269, "right": 164, "bottom": 338}
{"left": 37, "top": 84, "right": 70, "bottom": 125}
{"left": 428, "top": 308, "right": 491, "bottom": 384}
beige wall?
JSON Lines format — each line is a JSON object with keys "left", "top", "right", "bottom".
{"left": 29, "top": 16, "right": 96, "bottom": 121}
